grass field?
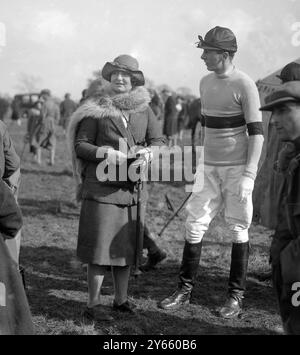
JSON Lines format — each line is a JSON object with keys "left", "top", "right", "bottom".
{"left": 6, "top": 118, "right": 283, "bottom": 335}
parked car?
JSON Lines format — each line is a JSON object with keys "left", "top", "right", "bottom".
{"left": 11, "top": 93, "right": 40, "bottom": 121}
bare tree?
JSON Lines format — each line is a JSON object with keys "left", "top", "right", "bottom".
{"left": 176, "top": 86, "right": 193, "bottom": 97}
{"left": 15, "top": 73, "right": 42, "bottom": 93}
{"left": 87, "top": 70, "right": 104, "bottom": 85}
{"left": 156, "top": 84, "right": 173, "bottom": 93}
{"left": 144, "top": 76, "right": 155, "bottom": 89}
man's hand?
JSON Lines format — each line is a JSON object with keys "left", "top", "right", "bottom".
{"left": 236, "top": 175, "right": 254, "bottom": 202}
{"left": 105, "top": 148, "right": 127, "bottom": 165}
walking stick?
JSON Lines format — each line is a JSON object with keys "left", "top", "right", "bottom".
{"left": 133, "top": 176, "right": 143, "bottom": 278}
{"left": 158, "top": 192, "right": 192, "bottom": 237}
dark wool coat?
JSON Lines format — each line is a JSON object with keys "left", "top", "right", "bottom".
{"left": 59, "top": 98, "right": 77, "bottom": 129}
{"left": 187, "top": 98, "right": 203, "bottom": 129}
{"left": 67, "top": 86, "right": 165, "bottom": 205}
{"left": 177, "top": 103, "right": 189, "bottom": 131}
{"left": 271, "top": 137, "right": 300, "bottom": 334}
{"left": 0, "top": 179, "right": 34, "bottom": 335}
{"left": 163, "top": 95, "right": 178, "bottom": 137}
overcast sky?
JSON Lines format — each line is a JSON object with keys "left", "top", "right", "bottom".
{"left": 0, "top": 0, "right": 299, "bottom": 99}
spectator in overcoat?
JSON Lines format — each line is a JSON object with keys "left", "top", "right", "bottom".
{"left": 261, "top": 80, "right": 300, "bottom": 334}
{"left": 163, "top": 90, "right": 179, "bottom": 147}
{"left": 0, "top": 179, "right": 34, "bottom": 335}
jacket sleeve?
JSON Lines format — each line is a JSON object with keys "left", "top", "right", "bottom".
{"left": 0, "top": 179, "right": 22, "bottom": 239}
{"left": 145, "top": 107, "right": 166, "bottom": 147}
{"left": 55, "top": 104, "right": 60, "bottom": 123}
{"left": 74, "top": 117, "right": 102, "bottom": 163}
{"left": 2, "top": 125, "right": 20, "bottom": 181}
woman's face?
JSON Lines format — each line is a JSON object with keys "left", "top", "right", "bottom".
{"left": 110, "top": 70, "right": 132, "bottom": 94}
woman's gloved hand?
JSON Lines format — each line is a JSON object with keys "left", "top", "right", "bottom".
{"left": 134, "top": 147, "right": 153, "bottom": 164}
{"left": 105, "top": 147, "right": 128, "bottom": 165}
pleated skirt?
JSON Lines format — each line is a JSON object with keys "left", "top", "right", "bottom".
{"left": 77, "top": 199, "right": 145, "bottom": 266}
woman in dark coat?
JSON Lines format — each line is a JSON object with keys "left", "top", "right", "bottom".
{"left": 163, "top": 92, "right": 180, "bottom": 147}
{"left": 67, "top": 54, "right": 165, "bottom": 320}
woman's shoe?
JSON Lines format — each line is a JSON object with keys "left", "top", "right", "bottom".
{"left": 113, "top": 300, "right": 136, "bottom": 314}
{"left": 82, "top": 305, "right": 114, "bottom": 322}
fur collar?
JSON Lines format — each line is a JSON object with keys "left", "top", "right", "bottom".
{"left": 67, "top": 86, "right": 150, "bottom": 186}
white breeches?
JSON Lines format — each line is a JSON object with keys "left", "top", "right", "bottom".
{"left": 185, "top": 165, "right": 253, "bottom": 244}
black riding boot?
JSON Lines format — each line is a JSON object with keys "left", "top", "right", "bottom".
{"left": 219, "top": 241, "right": 250, "bottom": 319}
{"left": 159, "top": 241, "right": 202, "bottom": 310}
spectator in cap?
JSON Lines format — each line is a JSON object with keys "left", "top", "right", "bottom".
{"left": 276, "top": 62, "right": 300, "bottom": 83}
{"left": 270, "top": 62, "right": 300, "bottom": 250}
{"left": 67, "top": 54, "right": 165, "bottom": 320}
{"left": 273, "top": 62, "right": 300, "bottom": 173}
{"left": 39, "top": 89, "right": 60, "bottom": 165}
{"left": 260, "top": 81, "right": 300, "bottom": 334}
{"left": 79, "top": 89, "right": 88, "bottom": 105}
{"left": 59, "top": 93, "right": 77, "bottom": 134}
{"left": 24, "top": 99, "right": 44, "bottom": 164}
{"left": 274, "top": 62, "right": 300, "bottom": 174}
{"left": 159, "top": 26, "right": 264, "bottom": 319}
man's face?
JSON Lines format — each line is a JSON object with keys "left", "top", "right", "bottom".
{"left": 201, "top": 49, "right": 224, "bottom": 72}
{"left": 40, "top": 93, "right": 49, "bottom": 101}
{"left": 36, "top": 102, "right": 42, "bottom": 110}
{"left": 110, "top": 70, "right": 132, "bottom": 94}
{"left": 272, "top": 102, "right": 300, "bottom": 141}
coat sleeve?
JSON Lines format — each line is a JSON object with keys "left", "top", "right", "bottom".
{"left": 74, "top": 117, "right": 102, "bottom": 163}
{"left": 2, "top": 124, "right": 20, "bottom": 181}
{"left": 0, "top": 180, "right": 22, "bottom": 239}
